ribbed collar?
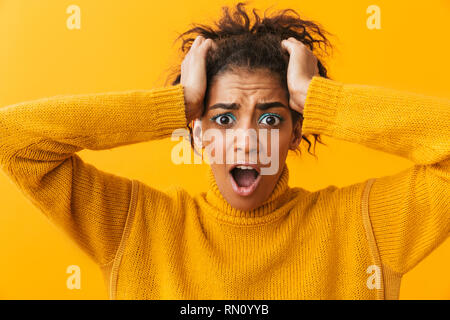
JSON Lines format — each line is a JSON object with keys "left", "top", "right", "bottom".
{"left": 203, "top": 165, "right": 294, "bottom": 225}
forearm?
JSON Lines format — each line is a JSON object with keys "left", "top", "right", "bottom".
{"left": 0, "top": 84, "right": 186, "bottom": 174}
{"left": 302, "top": 76, "right": 450, "bottom": 165}
{"left": 301, "top": 76, "right": 450, "bottom": 274}
{"left": 0, "top": 84, "right": 186, "bottom": 265}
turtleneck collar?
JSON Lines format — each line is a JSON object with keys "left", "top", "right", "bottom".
{"left": 203, "top": 164, "right": 295, "bottom": 225}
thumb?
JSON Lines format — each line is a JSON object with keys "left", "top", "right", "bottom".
{"left": 200, "top": 38, "right": 217, "bottom": 55}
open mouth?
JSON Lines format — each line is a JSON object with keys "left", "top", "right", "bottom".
{"left": 229, "top": 165, "right": 261, "bottom": 196}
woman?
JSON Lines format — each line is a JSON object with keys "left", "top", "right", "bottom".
{"left": 0, "top": 3, "right": 448, "bottom": 299}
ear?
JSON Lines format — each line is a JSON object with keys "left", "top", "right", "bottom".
{"left": 192, "top": 119, "right": 203, "bottom": 150}
{"left": 288, "top": 119, "right": 303, "bottom": 151}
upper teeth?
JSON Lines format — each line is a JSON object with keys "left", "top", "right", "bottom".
{"left": 236, "top": 165, "right": 254, "bottom": 170}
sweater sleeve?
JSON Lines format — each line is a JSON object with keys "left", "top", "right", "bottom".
{"left": 0, "top": 84, "right": 187, "bottom": 266}
{"left": 302, "top": 76, "right": 450, "bottom": 275}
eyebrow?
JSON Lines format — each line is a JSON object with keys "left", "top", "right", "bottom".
{"left": 208, "top": 101, "right": 288, "bottom": 111}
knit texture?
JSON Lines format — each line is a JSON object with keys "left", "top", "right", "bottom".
{"left": 0, "top": 77, "right": 448, "bottom": 299}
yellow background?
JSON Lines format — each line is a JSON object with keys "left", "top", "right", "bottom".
{"left": 0, "top": 0, "right": 449, "bottom": 299}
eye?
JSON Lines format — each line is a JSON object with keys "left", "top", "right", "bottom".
{"left": 258, "top": 113, "right": 283, "bottom": 126}
{"left": 210, "top": 113, "right": 236, "bottom": 126}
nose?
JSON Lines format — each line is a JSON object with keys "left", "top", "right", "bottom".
{"left": 228, "top": 126, "right": 259, "bottom": 164}
{"left": 234, "top": 129, "right": 258, "bottom": 153}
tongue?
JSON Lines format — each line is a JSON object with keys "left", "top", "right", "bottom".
{"left": 233, "top": 169, "right": 257, "bottom": 188}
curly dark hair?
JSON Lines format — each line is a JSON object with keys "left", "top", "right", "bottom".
{"left": 166, "top": 1, "right": 333, "bottom": 157}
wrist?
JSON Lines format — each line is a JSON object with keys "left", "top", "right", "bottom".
{"left": 182, "top": 86, "right": 203, "bottom": 125}
{"left": 290, "top": 78, "right": 313, "bottom": 114}
{"left": 185, "top": 104, "right": 197, "bottom": 125}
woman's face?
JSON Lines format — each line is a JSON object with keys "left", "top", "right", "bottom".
{"left": 198, "top": 67, "right": 302, "bottom": 211}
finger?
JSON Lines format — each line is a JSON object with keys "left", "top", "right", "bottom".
{"left": 281, "top": 39, "right": 294, "bottom": 54}
{"left": 286, "top": 37, "right": 309, "bottom": 49}
{"left": 191, "top": 35, "right": 204, "bottom": 49}
{"left": 202, "top": 38, "right": 217, "bottom": 52}
{"left": 287, "top": 36, "right": 303, "bottom": 45}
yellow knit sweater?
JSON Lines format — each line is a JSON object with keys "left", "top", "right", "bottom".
{"left": 0, "top": 76, "right": 448, "bottom": 300}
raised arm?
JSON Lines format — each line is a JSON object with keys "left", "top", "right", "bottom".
{"left": 281, "top": 37, "right": 449, "bottom": 275}
{"left": 0, "top": 85, "right": 186, "bottom": 266}
{"left": 0, "top": 35, "right": 215, "bottom": 268}
{"left": 302, "top": 75, "right": 450, "bottom": 275}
